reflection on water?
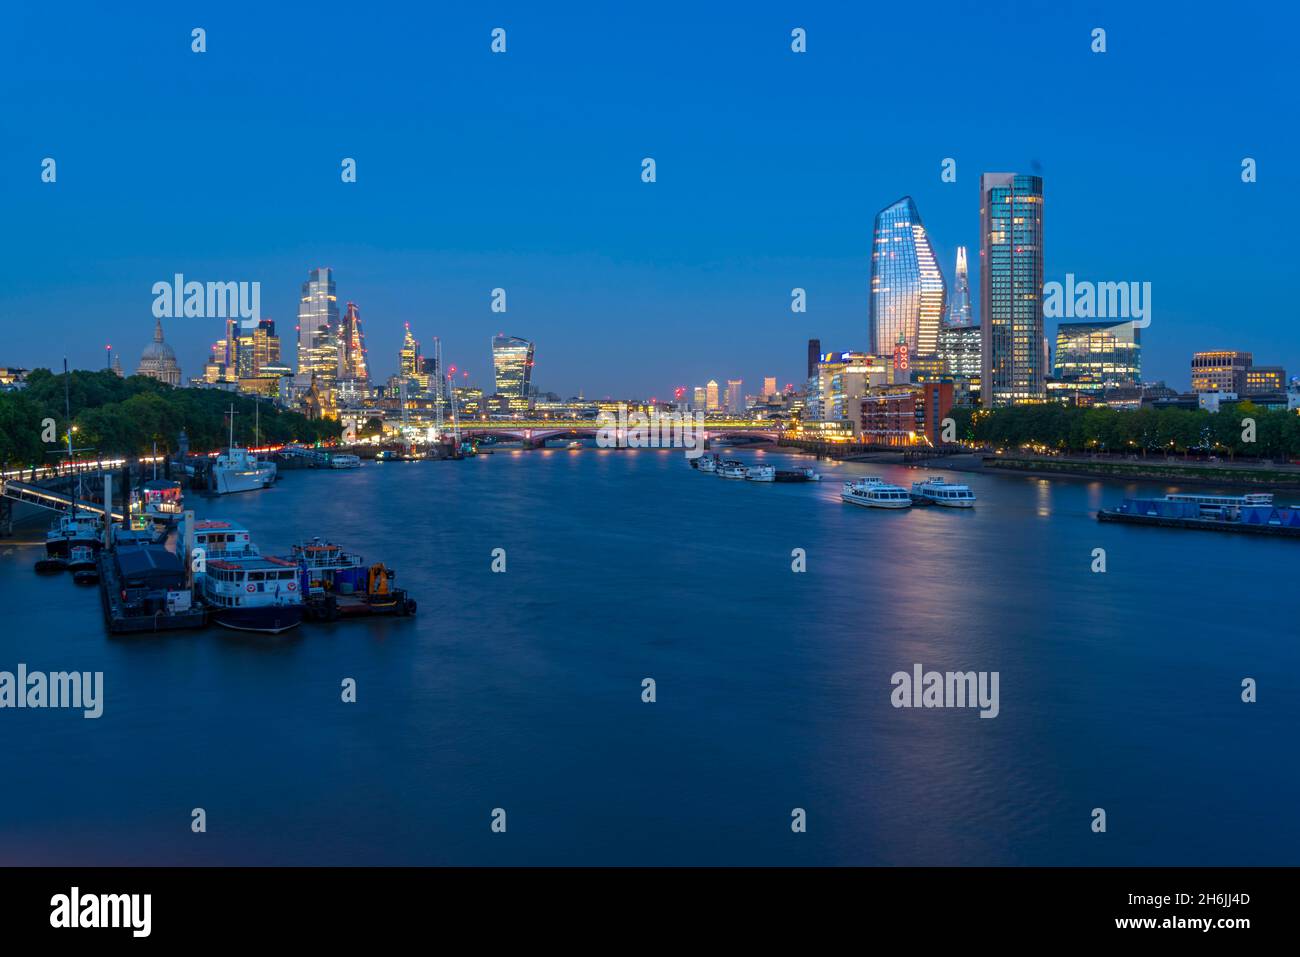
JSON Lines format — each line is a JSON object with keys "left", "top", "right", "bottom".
{"left": 0, "top": 448, "right": 1296, "bottom": 865}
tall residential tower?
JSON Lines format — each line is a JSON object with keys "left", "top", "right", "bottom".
{"left": 980, "top": 174, "right": 1045, "bottom": 406}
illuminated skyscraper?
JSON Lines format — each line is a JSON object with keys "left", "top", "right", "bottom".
{"left": 1053, "top": 320, "right": 1141, "bottom": 388}
{"left": 869, "top": 196, "right": 947, "bottom": 357}
{"left": 693, "top": 385, "right": 706, "bottom": 410}
{"left": 491, "top": 335, "right": 534, "bottom": 402}
{"left": 726, "top": 379, "right": 742, "bottom": 413}
{"left": 236, "top": 318, "right": 280, "bottom": 379}
{"left": 763, "top": 376, "right": 777, "bottom": 397}
{"left": 398, "top": 323, "right": 427, "bottom": 389}
{"left": 297, "top": 268, "right": 339, "bottom": 388}
{"left": 338, "top": 302, "right": 369, "bottom": 387}
{"left": 945, "top": 246, "right": 973, "bottom": 327}
{"left": 980, "top": 174, "right": 1045, "bottom": 406}
{"left": 705, "top": 379, "right": 719, "bottom": 411}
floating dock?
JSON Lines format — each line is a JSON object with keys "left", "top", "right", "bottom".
{"left": 302, "top": 588, "right": 417, "bottom": 621}
{"left": 97, "top": 551, "right": 208, "bottom": 634}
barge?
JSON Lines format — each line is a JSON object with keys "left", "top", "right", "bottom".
{"left": 1097, "top": 491, "right": 1300, "bottom": 537}
{"left": 287, "top": 538, "right": 417, "bottom": 621}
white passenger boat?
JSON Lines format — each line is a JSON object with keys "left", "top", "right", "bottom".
{"left": 744, "top": 465, "right": 775, "bottom": 482}
{"left": 910, "top": 477, "right": 976, "bottom": 508}
{"left": 200, "top": 555, "right": 303, "bottom": 633}
{"left": 841, "top": 477, "right": 912, "bottom": 509}
{"left": 718, "top": 461, "right": 747, "bottom": 479}
{"left": 329, "top": 453, "right": 361, "bottom": 469}
{"left": 695, "top": 455, "right": 718, "bottom": 473}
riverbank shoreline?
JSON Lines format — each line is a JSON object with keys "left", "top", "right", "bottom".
{"left": 958, "top": 454, "right": 1300, "bottom": 489}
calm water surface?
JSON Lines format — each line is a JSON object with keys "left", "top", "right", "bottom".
{"left": 1, "top": 448, "right": 1296, "bottom": 865}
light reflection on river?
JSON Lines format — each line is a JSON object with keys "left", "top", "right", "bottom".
{"left": 0, "top": 447, "right": 1295, "bottom": 865}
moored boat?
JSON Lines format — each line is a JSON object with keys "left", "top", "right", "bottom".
{"left": 694, "top": 455, "right": 718, "bottom": 473}
{"left": 718, "top": 460, "right": 747, "bottom": 479}
{"left": 45, "top": 509, "right": 103, "bottom": 558}
{"left": 213, "top": 447, "right": 276, "bottom": 493}
{"left": 139, "top": 478, "right": 184, "bottom": 523}
{"left": 67, "top": 544, "right": 97, "bottom": 574}
{"left": 1097, "top": 491, "right": 1300, "bottom": 537}
{"left": 910, "top": 477, "right": 976, "bottom": 508}
{"left": 775, "top": 467, "right": 821, "bottom": 483}
{"left": 200, "top": 555, "right": 303, "bottom": 634}
{"left": 744, "top": 465, "right": 775, "bottom": 482}
{"left": 842, "top": 477, "right": 912, "bottom": 509}
{"left": 329, "top": 453, "right": 361, "bottom": 469}
{"left": 282, "top": 538, "right": 417, "bottom": 620}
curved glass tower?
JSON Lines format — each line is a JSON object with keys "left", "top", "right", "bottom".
{"left": 492, "top": 334, "right": 535, "bottom": 400}
{"left": 869, "top": 197, "right": 947, "bottom": 358}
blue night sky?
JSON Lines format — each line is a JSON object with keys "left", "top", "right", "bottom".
{"left": 2, "top": 1, "right": 1295, "bottom": 397}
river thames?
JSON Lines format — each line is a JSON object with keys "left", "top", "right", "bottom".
{"left": 0, "top": 448, "right": 1295, "bottom": 865}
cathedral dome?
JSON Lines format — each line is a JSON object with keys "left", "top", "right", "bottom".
{"left": 137, "top": 317, "right": 182, "bottom": 386}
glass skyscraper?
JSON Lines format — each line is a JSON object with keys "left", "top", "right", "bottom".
{"left": 944, "top": 246, "right": 973, "bottom": 327}
{"left": 491, "top": 335, "right": 534, "bottom": 402}
{"left": 338, "top": 302, "right": 369, "bottom": 387}
{"left": 869, "top": 196, "right": 947, "bottom": 358}
{"left": 297, "top": 267, "right": 339, "bottom": 387}
{"left": 980, "top": 174, "right": 1045, "bottom": 406}
{"left": 1053, "top": 320, "right": 1141, "bottom": 387}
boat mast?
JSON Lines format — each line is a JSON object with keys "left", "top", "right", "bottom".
{"left": 64, "top": 357, "right": 79, "bottom": 510}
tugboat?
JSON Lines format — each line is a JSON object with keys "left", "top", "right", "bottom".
{"left": 45, "top": 509, "right": 103, "bottom": 558}
{"left": 841, "top": 477, "right": 912, "bottom": 509}
{"left": 68, "top": 545, "right": 99, "bottom": 585}
{"left": 289, "top": 538, "right": 367, "bottom": 595}
{"left": 286, "top": 538, "right": 417, "bottom": 620}
{"left": 910, "top": 477, "right": 976, "bottom": 508}
{"left": 200, "top": 555, "right": 303, "bottom": 633}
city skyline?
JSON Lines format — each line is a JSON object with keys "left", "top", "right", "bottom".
{"left": 4, "top": 5, "right": 1294, "bottom": 396}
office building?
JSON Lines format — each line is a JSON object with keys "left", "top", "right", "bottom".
{"left": 297, "top": 267, "right": 339, "bottom": 387}
{"left": 338, "top": 302, "right": 369, "bottom": 387}
{"left": 726, "top": 379, "right": 743, "bottom": 413}
{"left": 1191, "top": 351, "right": 1252, "bottom": 393}
{"left": 980, "top": 173, "right": 1045, "bottom": 406}
{"left": 1053, "top": 319, "right": 1142, "bottom": 390}
{"left": 492, "top": 335, "right": 535, "bottom": 404}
